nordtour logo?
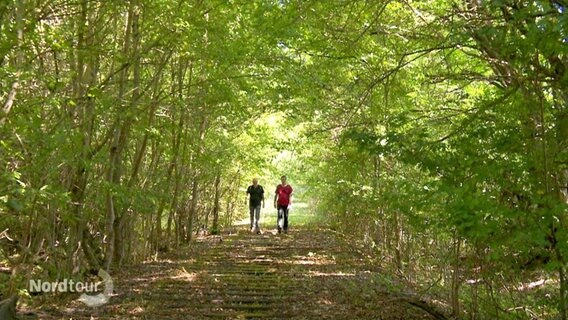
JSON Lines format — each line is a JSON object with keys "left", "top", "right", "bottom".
{"left": 29, "top": 269, "right": 113, "bottom": 307}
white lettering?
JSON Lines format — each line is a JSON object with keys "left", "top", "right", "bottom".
{"left": 42, "top": 282, "right": 53, "bottom": 292}
{"left": 57, "top": 280, "right": 67, "bottom": 292}
{"left": 27, "top": 272, "right": 110, "bottom": 301}
{"left": 29, "top": 280, "right": 42, "bottom": 292}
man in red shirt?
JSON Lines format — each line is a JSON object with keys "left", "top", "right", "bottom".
{"left": 274, "top": 175, "right": 293, "bottom": 234}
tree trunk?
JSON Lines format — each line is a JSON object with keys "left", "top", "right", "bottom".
{"left": 67, "top": 0, "right": 103, "bottom": 273}
{"left": 450, "top": 234, "right": 461, "bottom": 317}
{"left": 211, "top": 172, "right": 221, "bottom": 234}
{"left": 393, "top": 211, "right": 402, "bottom": 274}
{"left": 187, "top": 116, "right": 208, "bottom": 242}
{"left": 166, "top": 56, "right": 191, "bottom": 247}
{"left": 0, "top": 0, "right": 23, "bottom": 126}
{"left": 105, "top": 0, "right": 138, "bottom": 270}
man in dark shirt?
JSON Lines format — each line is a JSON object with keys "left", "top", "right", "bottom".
{"left": 246, "top": 178, "right": 265, "bottom": 233}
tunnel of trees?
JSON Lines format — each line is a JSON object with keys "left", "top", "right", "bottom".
{"left": 1, "top": 0, "right": 567, "bottom": 319}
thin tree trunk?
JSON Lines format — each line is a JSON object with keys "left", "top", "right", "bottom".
{"left": 393, "top": 211, "right": 402, "bottom": 274}
{"left": 1, "top": 81, "right": 19, "bottom": 126}
{"left": 0, "top": 0, "right": 23, "bottom": 126}
{"left": 166, "top": 57, "right": 191, "bottom": 246}
{"left": 187, "top": 116, "right": 208, "bottom": 242}
{"left": 558, "top": 265, "right": 567, "bottom": 320}
{"left": 154, "top": 96, "right": 184, "bottom": 250}
{"left": 211, "top": 172, "right": 221, "bottom": 234}
{"left": 450, "top": 234, "right": 461, "bottom": 317}
{"left": 65, "top": 0, "right": 103, "bottom": 273}
{"left": 105, "top": 0, "right": 138, "bottom": 270}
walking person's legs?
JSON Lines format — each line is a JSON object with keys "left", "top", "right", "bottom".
{"left": 249, "top": 206, "right": 255, "bottom": 230}
{"left": 253, "top": 205, "right": 261, "bottom": 232}
{"left": 283, "top": 206, "right": 289, "bottom": 233}
{"left": 277, "top": 206, "right": 283, "bottom": 233}
{"left": 277, "top": 205, "right": 289, "bottom": 233}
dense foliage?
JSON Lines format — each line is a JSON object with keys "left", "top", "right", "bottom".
{"left": 1, "top": 0, "right": 567, "bottom": 319}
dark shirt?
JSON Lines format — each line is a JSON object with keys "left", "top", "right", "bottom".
{"left": 247, "top": 185, "right": 264, "bottom": 207}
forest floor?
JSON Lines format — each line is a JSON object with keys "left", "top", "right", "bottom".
{"left": 24, "top": 210, "right": 449, "bottom": 320}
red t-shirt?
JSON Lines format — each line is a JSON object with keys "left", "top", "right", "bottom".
{"left": 276, "top": 184, "right": 293, "bottom": 206}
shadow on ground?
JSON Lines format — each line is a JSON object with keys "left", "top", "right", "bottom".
{"left": 32, "top": 224, "right": 448, "bottom": 320}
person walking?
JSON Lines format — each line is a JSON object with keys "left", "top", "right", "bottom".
{"left": 274, "top": 175, "right": 293, "bottom": 234}
{"left": 246, "top": 178, "right": 265, "bottom": 233}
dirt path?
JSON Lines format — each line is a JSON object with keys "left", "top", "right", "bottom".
{"left": 35, "top": 226, "right": 447, "bottom": 319}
